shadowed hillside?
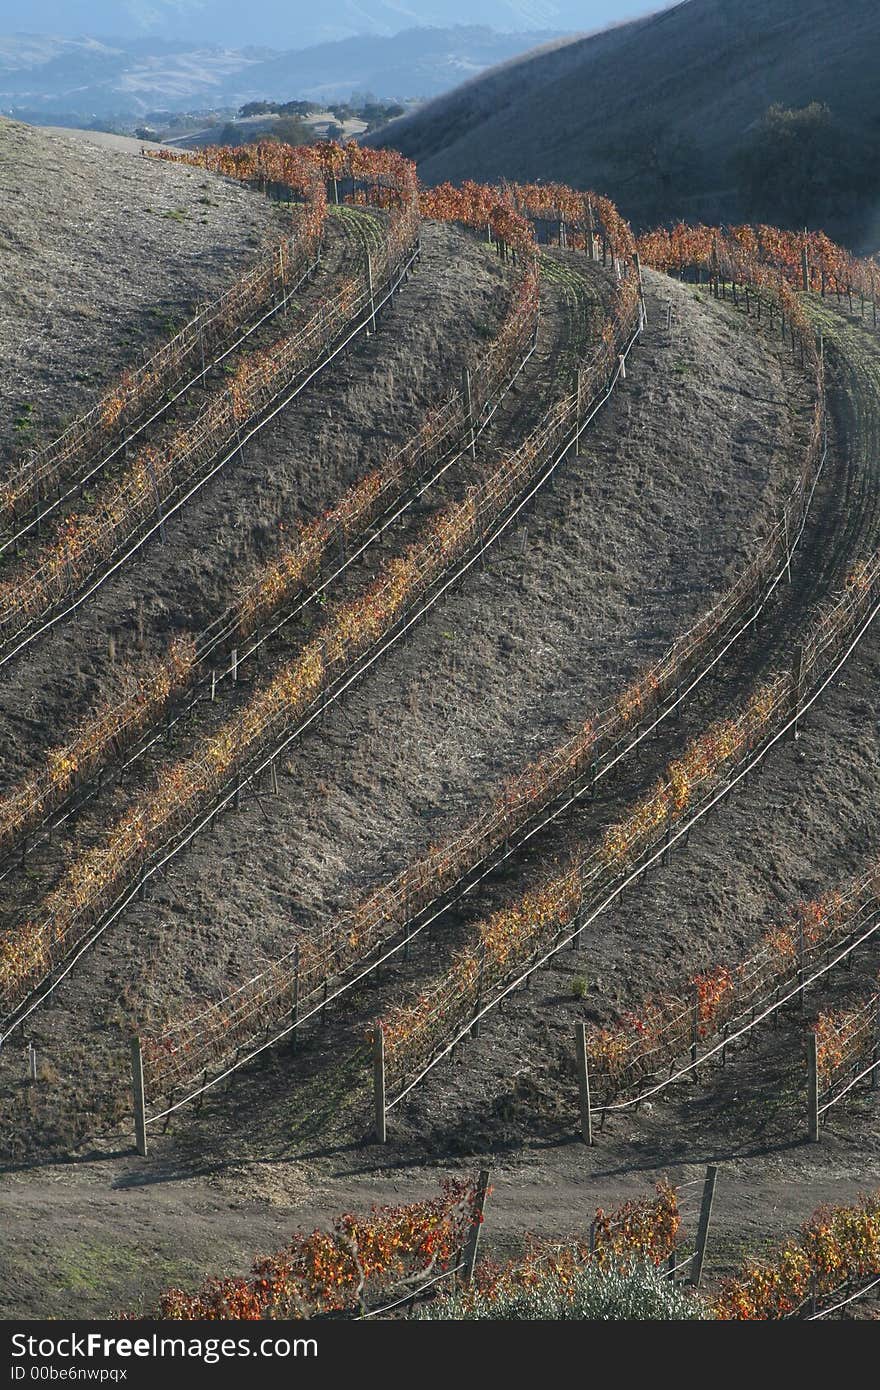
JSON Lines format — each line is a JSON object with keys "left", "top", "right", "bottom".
{"left": 370, "top": 0, "right": 880, "bottom": 249}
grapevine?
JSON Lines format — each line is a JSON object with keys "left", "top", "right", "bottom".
{"left": 140, "top": 205, "right": 840, "bottom": 1097}
{"left": 454, "top": 1182, "right": 681, "bottom": 1315}
{"left": 131, "top": 1178, "right": 679, "bottom": 1320}
{"left": 0, "top": 161, "right": 326, "bottom": 536}
{"left": 814, "top": 985, "right": 880, "bottom": 1094}
{"left": 0, "top": 145, "right": 420, "bottom": 663}
{"left": 0, "top": 636, "right": 196, "bottom": 859}
{"left": 0, "top": 223, "right": 539, "bottom": 871}
{"left": 375, "top": 553, "right": 880, "bottom": 1092}
{"left": 0, "top": 271, "right": 634, "bottom": 1021}
{"left": 715, "top": 1190, "right": 880, "bottom": 1319}
{"left": 137, "top": 198, "right": 839, "bottom": 1106}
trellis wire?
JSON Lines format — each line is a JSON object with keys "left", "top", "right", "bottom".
{"left": 0, "top": 286, "right": 640, "bottom": 1055}
{"left": 0, "top": 247, "right": 320, "bottom": 557}
{"left": 805, "top": 1273, "right": 880, "bottom": 1320}
{"left": 0, "top": 231, "right": 421, "bottom": 674}
{"left": 0, "top": 190, "right": 323, "bottom": 546}
{"left": 0, "top": 261, "right": 538, "bottom": 881}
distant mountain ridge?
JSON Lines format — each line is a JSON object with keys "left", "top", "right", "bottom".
{"left": 0, "top": 1, "right": 631, "bottom": 51}
{"left": 0, "top": 25, "right": 563, "bottom": 117}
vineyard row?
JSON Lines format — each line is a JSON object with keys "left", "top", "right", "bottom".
{"left": 638, "top": 221, "right": 880, "bottom": 318}
{"left": 0, "top": 153, "right": 327, "bottom": 543}
{"left": 0, "top": 243, "right": 540, "bottom": 872}
{"left": 587, "top": 861, "right": 880, "bottom": 1110}
{"left": 124, "top": 1162, "right": 880, "bottom": 1320}
{"left": 138, "top": 228, "right": 826, "bottom": 1103}
{"left": 716, "top": 1190, "right": 880, "bottom": 1319}
{"left": 0, "top": 146, "right": 558, "bottom": 871}
{"left": 135, "top": 288, "right": 642, "bottom": 1104}
{"left": 373, "top": 551, "right": 880, "bottom": 1106}
{"left": 0, "top": 220, "right": 420, "bottom": 669}
{"left": 132, "top": 1175, "right": 682, "bottom": 1319}
{"left": 0, "top": 221, "right": 637, "bottom": 1037}
{"left": 815, "top": 983, "right": 880, "bottom": 1114}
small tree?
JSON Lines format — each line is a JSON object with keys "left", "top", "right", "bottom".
{"left": 267, "top": 115, "right": 312, "bottom": 147}
{"left": 238, "top": 101, "right": 278, "bottom": 118}
{"left": 734, "top": 103, "right": 859, "bottom": 228}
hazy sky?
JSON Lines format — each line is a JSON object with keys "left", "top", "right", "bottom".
{"left": 0, "top": 1, "right": 670, "bottom": 49}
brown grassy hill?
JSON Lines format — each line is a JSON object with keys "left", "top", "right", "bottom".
{"left": 0, "top": 119, "right": 279, "bottom": 461}
{"left": 370, "top": 0, "right": 880, "bottom": 249}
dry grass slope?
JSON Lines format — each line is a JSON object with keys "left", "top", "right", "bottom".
{"left": 0, "top": 120, "right": 280, "bottom": 460}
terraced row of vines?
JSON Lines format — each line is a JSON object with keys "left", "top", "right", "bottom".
{"left": 1, "top": 126, "right": 880, "bottom": 1321}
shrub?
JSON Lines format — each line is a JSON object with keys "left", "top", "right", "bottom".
{"left": 417, "top": 1260, "right": 707, "bottom": 1320}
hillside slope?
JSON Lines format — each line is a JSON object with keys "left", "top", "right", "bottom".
{"left": 0, "top": 119, "right": 278, "bottom": 459}
{"left": 371, "top": 0, "right": 880, "bottom": 247}
{"left": 0, "top": 252, "right": 811, "bottom": 1311}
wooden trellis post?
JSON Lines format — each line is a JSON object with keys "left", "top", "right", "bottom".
{"left": 144, "top": 456, "right": 166, "bottom": 544}
{"left": 791, "top": 644, "right": 805, "bottom": 740}
{"left": 290, "top": 943, "right": 300, "bottom": 1052}
{"left": 366, "top": 253, "right": 376, "bottom": 334}
{"left": 782, "top": 504, "right": 793, "bottom": 583}
{"left": 633, "top": 251, "right": 646, "bottom": 328}
{"left": 461, "top": 366, "right": 476, "bottom": 459}
{"left": 131, "top": 1037, "right": 148, "bottom": 1157}
{"left": 373, "top": 1023, "right": 386, "bottom": 1144}
{"left": 471, "top": 948, "right": 486, "bottom": 1038}
{"left": 690, "top": 1164, "right": 719, "bottom": 1287}
{"left": 461, "top": 1168, "right": 491, "bottom": 1286}
{"left": 807, "top": 1032, "right": 820, "bottom": 1142}
{"left": 575, "top": 368, "right": 585, "bottom": 455}
{"left": 576, "top": 1022, "right": 594, "bottom": 1146}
